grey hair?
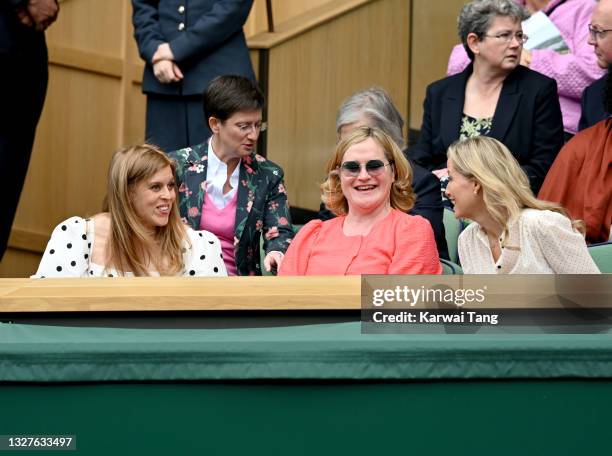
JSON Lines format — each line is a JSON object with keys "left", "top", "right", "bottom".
{"left": 458, "top": 0, "right": 529, "bottom": 60}
{"left": 335, "top": 87, "right": 405, "bottom": 148}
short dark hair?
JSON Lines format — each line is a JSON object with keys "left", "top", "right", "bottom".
{"left": 203, "top": 75, "right": 265, "bottom": 122}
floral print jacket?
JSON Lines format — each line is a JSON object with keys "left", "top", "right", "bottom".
{"left": 169, "top": 143, "right": 294, "bottom": 276}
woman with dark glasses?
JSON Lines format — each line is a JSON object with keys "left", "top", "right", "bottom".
{"left": 279, "top": 127, "right": 441, "bottom": 275}
{"left": 317, "top": 86, "right": 449, "bottom": 260}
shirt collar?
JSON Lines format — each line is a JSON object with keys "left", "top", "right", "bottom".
{"left": 207, "top": 138, "right": 240, "bottom": 179}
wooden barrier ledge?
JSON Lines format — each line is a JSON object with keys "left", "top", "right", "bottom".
{"left": 1, "top": 276, "right": 610, "bottom": 314}
{"left": 0, "top": 277, "right": 361, "bottom": 312}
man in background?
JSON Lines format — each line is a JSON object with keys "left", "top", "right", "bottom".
{"left": 579, "top": 0, "right": 612, "bottom": 130}
{"left": 0, "top": 0, "right": 59, "bottom": 260}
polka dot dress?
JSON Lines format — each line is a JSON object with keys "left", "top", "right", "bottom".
{"left": 32, "top": 216, "right": 227, "bottom": 278}
{"left": 182, "top": 228, "right": 227, "bottom": 277}
{"left": 33, "top": 216, "right": 90, "bottom": 278}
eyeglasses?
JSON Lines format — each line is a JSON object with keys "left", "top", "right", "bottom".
{"left": 339, "top": 159, "right": 394, "bottom": 177}
{"left": 235, "top": 122, "right": 267, "bottom": 134}
{"left": 588, "top": 24, "right": 612, "bottom": 41}
{"left": 484, "top": 31, "right": 528, "bottom": 44}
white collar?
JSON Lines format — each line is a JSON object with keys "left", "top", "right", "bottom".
{"left": 206, "top": 138, "right": 239, "bottom": 207}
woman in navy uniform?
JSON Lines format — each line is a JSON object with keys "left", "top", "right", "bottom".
{"left": 132, "top": 0, "right": 256, "bottom": 152}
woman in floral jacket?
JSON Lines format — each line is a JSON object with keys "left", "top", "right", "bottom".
{"left": 169, "top": 75, "right": 293, "bottom": 275}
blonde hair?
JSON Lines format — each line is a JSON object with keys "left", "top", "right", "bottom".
{"left": 104, "top": 144, "right": 188, "bottom": 276}
{"left": 321, "top": 127, "right": 415, "bottom": 216}
{"left": 447, "top": 136, "right": 584, "bottom": 234}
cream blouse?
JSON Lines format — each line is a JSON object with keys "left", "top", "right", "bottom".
{"left": 458, "top": 209, "right": 600, "bottom": 274}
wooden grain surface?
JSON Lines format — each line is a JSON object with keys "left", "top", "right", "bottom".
{"left": 0, "top": 276, "right": 361, "bottom": 312}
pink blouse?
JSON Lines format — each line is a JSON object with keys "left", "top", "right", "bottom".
{"left": 200, "top": 192, "right": 238, "bottom": 275}
{"left": 279, "top": 209, "right": 442, "bottom": 275}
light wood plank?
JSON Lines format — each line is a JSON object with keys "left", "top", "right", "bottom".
{"left": 14, "top": 66, "right": 120, "bottom": 235}
{"left": 48, "top": 45, "right": 123, "bottom": 78}
{"left": 46, "top": 0, "right": 124, "bottom": 57}
{"left": 248, "top": 0, "right": 371, "bottom": 49}
{"left": 245, "top": 0, "right": 269, "bottom": 37}
{"left": 0, "top": 250, "right": 41, "bottom": 279}
{"left": 409, "top": 0, "right": 468, "bottom": 130}
{"left": 0, "top": 276, "right": 361, "bottom": 311}
{"left": 8, "top": 228, "right": 48, "bottom": 253}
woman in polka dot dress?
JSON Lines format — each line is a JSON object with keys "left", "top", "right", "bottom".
{"left": 33, "top": 144, "right": 227, "bottom": 278}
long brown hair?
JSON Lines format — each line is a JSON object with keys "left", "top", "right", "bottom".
{"left": 104, "top": 144, "right": 188, "bottom": 276}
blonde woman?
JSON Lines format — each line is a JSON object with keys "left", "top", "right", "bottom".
{"left": 445, "top": 136, "right": 599, "bottom": 273}
{"left": 34, "top": 144, "right": 227, "bottom": 277}
{"left": 279, "top": 127, "right": 441, "bottom": 275}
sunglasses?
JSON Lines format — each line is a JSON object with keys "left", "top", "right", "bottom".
{"left": 339, "top": 159, "right": 394, "bottom": 177}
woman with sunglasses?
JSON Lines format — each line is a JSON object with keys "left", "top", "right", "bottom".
{"left": 168, "top": 75, "right": 293, "bottom": 276}
{"left": 279, "top": 127, "right": 441, "bottom": 275}
{"left": 408, "top": 0, "right": 564, "bottom": 201}
{"left": 317, "top": 87, "right": 449, "bottom": 260}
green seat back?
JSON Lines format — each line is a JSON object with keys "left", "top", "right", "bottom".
{"left": 588, "top": 242, "right": 612, "bottom": 273}
{"left": 443, "top": 208, "right": 463, "bottom": 264}
{"left": 440, "top": 258, "right": 463, "bottom": 275}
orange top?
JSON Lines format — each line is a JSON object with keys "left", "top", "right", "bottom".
{"left": 538, "top": 118, "right": 612, "bottom": 244}
{"left": 279, "top": 209, "right": 442, "bottom": 276}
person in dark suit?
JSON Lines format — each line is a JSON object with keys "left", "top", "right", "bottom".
{"left": 132, "top": 0, "right": 255, "bottom": 152}
{"left": 579, "top": 0, "right": 612, "bottom": 130}
{"left": 579, "top": 73, "right": 608, "bottom": 130}
{"left": 317, "top": 87, "right": 449, "bottom": 260}
{"left": 0, "top": 0, "right": 58, "bottom": 260}
{"left": 169, "top": 76, "right": 293, "bottom": 276}
{"left": 408, "top": 0, "right": 564, "bottom": 197}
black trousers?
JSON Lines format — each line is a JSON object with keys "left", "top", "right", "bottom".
{"left": 145, "top": 93, "right": 211, "bottom": 153}
{"left": 0, "top": 42, "right": 48, "bottom": 259}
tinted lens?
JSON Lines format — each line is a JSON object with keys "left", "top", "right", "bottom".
{"left": 365, "top": 160, "right": 385, "bottom": 174}
{"left": 340, "top": 161, "right": 361, "bottom": 175}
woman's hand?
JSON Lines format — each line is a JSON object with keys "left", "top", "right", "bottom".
{"left": 152, "top": 43, "right": 175, "bottom": 63}
{"left": 153, "top": 60, "right": 183, "bottom": 84}
{"left": 264, "top": 251, "right": 284, "bottom": 273}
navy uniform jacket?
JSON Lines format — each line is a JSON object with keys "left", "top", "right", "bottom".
{"left": 408, "top": 64, "right": 564, "bottom": 194}
{"left": 132, "top": 0, "right": 255, "bottom": 96}
{"left": 579, "top": 74, "right": 608, "bottom": 131}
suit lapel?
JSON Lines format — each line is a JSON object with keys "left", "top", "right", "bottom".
{"left": 183, "top": 145, "right": 209, "bottom": 229}
{"left": 441, "top": 66, "right": 470, "bottom": 147}
{"left": 490, "top": 69, "right": 521, "bottom": 141}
